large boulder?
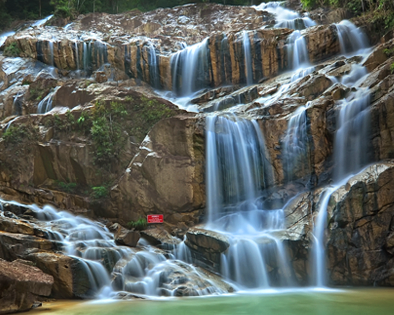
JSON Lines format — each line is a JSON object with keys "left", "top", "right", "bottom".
{"left": 0, "top": 258, "right": 53, "bottom": 314}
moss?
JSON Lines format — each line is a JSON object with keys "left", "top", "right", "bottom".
{"left": 4, "top": 42, "right": 20, "bottom": 57}
{"left": 127, "top": 217, "right": 147, "bottom": 231}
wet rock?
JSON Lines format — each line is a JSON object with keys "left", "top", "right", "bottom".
{"left": 185, "top": 228, "right": 229, "bottom": 253}
{"left": 0, "top": 258, "right": 53, "bottom": 314}
{"left": 326, "top": 161, "right": 394, "bottom": 286}
{"left": 140, "top": 227, "right": 180, "bottom": 250}
{"left": 26, "top": 251, "right": 93, "bottom": 299}
{"left": 111, "top": 223, "right": 140, "bottom": 247}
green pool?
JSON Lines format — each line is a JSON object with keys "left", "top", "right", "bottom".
{"left": 33, "top": 288, "right": 394, "bottom": 315}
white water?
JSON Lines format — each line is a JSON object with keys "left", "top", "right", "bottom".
{"left": 171, "top": 38, "right": 209, "bottom": 96}
{"left": 254, "top": 2, "right": 316, "bottom": 30}
{"left": 0, "top": 31, "right": 15, "bottom": 47}
{"left": 148, "top": 43, "right": 160, "bottom": 89}
{"left": 282, "top": 105, "right": 308, "bottom": 182}
{"left": 205, "top": 114, "right": 293, "bottom": 288}
{"left": 243, "top": 31, "right": 253, "bottom": 86}
{"left": 335, "top": 20, "right": 369, "bottom": 55}
{"left": 37, "top": 86, "right": 60, "bottom": 114}
{"left": 31, "top": 15, "right": 54, "bottom": 28}
{"left": 287, "top": 30, "right": 309, "bottom": 70}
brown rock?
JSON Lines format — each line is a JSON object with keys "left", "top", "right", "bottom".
{"left": 0, "top": 258, "right": 53, "bottom": 314}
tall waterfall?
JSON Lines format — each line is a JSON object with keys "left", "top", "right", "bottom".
{"left": 171, "top": 39, "right": 210, "bottom": 96}
{"left": 311, "top": 65, "right": 370, "bottom": 286}
{"left": 205, "top": 115, "right": 293, "bottom": 288}
{"left": 148, "top": 43, "right": 160, "bottom": 89}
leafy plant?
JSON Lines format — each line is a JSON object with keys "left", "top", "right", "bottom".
{"left": 390, "top": 62, "right": 394, "bottom": 74}
{"left": 91, "top": 186, "right": 108, "bottom": 199}
{"left": 56, "top": 181, "right": 77, "bottom": 193}
{"left": 127, "top": 217, "right": 147, "bottom": 231}
{"left": 2, "top": 125, "right": 30, "bottom": 145}
{"left": 4, "top": 42, "right": 20, "bottom": 57}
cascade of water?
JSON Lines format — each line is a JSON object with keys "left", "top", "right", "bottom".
{"left": 48, "top": 40, "right": 54, "bottom": 67}
{"left": 171, "top": 38, "right": 209, "bottom": 96}
{"left": 282, "top": 106, "right": 309, "bottom": 182}
{"left": 335, "top": 20, "right": 369, "bottom": 55}
{"left": 0, "top": 31, "right": 15, "bottom": 47}
{"left": 254, "top": 2, "right": 316, "bottom": 30}
{"left": 74, "top": 40, "right": 80, "bottom": 70}
{"left": 83, "top": 41, "right": 92, "bottom": 73}
{"left": 312, "top": 64, "right": 370, "bottom": 286}
{"left": 205, "top": 114, "right": 294, "bottom": 288}
{"left": 287, "top": 30, "right": 309, "bottom": 70}
{"left": 243, "top": 31, "right": 253, "bottom": 86}
{"left": 148, "top": 43, "right": 160, "bottom": 89}
{"left": 37, "top": 86, "right": 60, "bottom": 114}
{"left": 31, "top": 15, "right": 54, "bottom": 28}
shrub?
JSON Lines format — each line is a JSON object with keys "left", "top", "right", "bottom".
{"left": 4, "top": 43, "right": 20, "bottom": 57}
{"left": 3, "top": 125, "right": 30, "bottom": 145}
{"left": 127, "top": 217, "right": 147, "bottom": 231}
{"left": 91, "top": 186, "right": 108, "bottom": 199}
{"left": 57, "top": 181, "right": 77, "bottom": 193}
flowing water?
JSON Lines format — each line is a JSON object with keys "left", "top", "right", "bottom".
{"left": 243, "top": 31, "right": 253, "bottom": 85}
{"left": 37, "top": 86, "right": 61, "bottom": 114}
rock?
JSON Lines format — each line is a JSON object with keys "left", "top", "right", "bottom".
{"left": 186, "top": 228, "right": 229, "bottom": 253}
{"left": 140, "top": 227, "right": 180, "bottom": 250}
{"left": 26, "top": 252, "right": 93, "bottom": 299}
{"left": 0, "top": 258, "right": 53, "bottom": 314}
{"left": 326, "top": 161, "right": 394, "bottom": 286}
{"left": 112, "top": 224, "right": 140, "bottom": 247}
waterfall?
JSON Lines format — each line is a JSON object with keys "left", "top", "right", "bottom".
{"left": 74, "top": 40, "right": 80, "bottom": 70}
{"left": 282, "top": 106, "right": 309, "bottom": 182}
{"left": 243, "top": 31, "right": 253, "bottom": 86}
{"left": 148, "top": 43, "right": 160, "bottom": 89}
{"left": 287, "top": 30, "right": 309, "bottom": 70}
{"left": 0, "top": 31, "right": 15, "bottom": 47}
{"left": 253, "top": 2, "right": 316, "bottom": 30}
{"left": 31, "top": 15, "right": 54, "bottom": 28}
{"left": 311, "top": 64, "right": 370, "bottom": 286}
{"left": 335, "top": 20, "right": 369, "bottom": 55}
{"left": 37, "top": 86, "right": 60, "bottom": 114}
{"left": 49, "top": 40, "right": 54, "bottom": 67}
{"left": 205, "top": 114, "right": 293, "bottom": 288}
{"left": 171, "top": 38, "right": 210, "bottom": 96}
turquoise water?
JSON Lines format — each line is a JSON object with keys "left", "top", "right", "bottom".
{"left": 35, "top": 289, "right": 394, "bottom": 315}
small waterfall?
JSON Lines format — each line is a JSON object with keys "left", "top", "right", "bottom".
{"left": 282, "top": 106, "right": 309, "bottom": 182}
{"left": 0, "top": 31, "right": 15, "bottom": 47}
{"left": 254, "top": 2, "right": 316, "bottom": 30}
{"left": 49, "top": 40, "right": 54, "bottom": 67}
{"left": 242, "top": 31, "right": 253, "bottom": 86}
{"left": 335, "top": 20, "right": 369, "bottom": 55}
{"left": 74, "top": 40, "right": 80, "bottom": 70}
{"left": 31, "top": 15, "right": 54, "bottom": 28}
{"left": 83, "top": 41, "right": 92, "bottom": 73}
{"left": 37, "top": 86, "right": 60, "bottom": 114}
{"left": 290, "top": 66, "right": 314, "bottom": 82}
{"left": 171, "top": 38, "right": 209, "bottom": 96}
{"left": 287, "top": 31, "right": 309, "bottom": 70}
{"left": 148, "top": 43, "right": 160, "bottom": 89}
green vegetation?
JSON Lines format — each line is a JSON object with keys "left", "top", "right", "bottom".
{"left": 4, "top": 43, "right": 20, "bottom": 57}
{"left": 127, "top": 217, "right": 147, "bottom": 230}
{"left": 390, "top": 62, "right": 394, "bottom": 74}
{"left": 29, "top": 87, "right": 47, "bottom": 102}
{"left": 91, "top": 185, "right": 108, "bottom": 199}
{"left": 129, "top": 96, "right": 175, "bottom": 142}
{"left": 2, "top": 125, "right": 30, "bottom": 145}
{"left": 56, "top": 181, "right": 77, "bottom": 193}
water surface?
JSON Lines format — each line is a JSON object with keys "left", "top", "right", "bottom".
{"left": 32, "top": 289, "right": 394, "bottom": 315}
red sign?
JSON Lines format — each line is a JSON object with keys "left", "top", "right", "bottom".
{"left": 147, "top": 214, "right": 163, "bottom": 224}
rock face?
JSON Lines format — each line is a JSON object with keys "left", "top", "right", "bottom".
{"left": 0, "top": 258, "right": 53, "bottom": 314}
{"left": 327, "top": 162, "right": 394, "bottom": 286}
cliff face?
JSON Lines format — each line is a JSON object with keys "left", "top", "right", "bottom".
{"left": 1, "top": 1, "right": 394, "bottom": 297}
